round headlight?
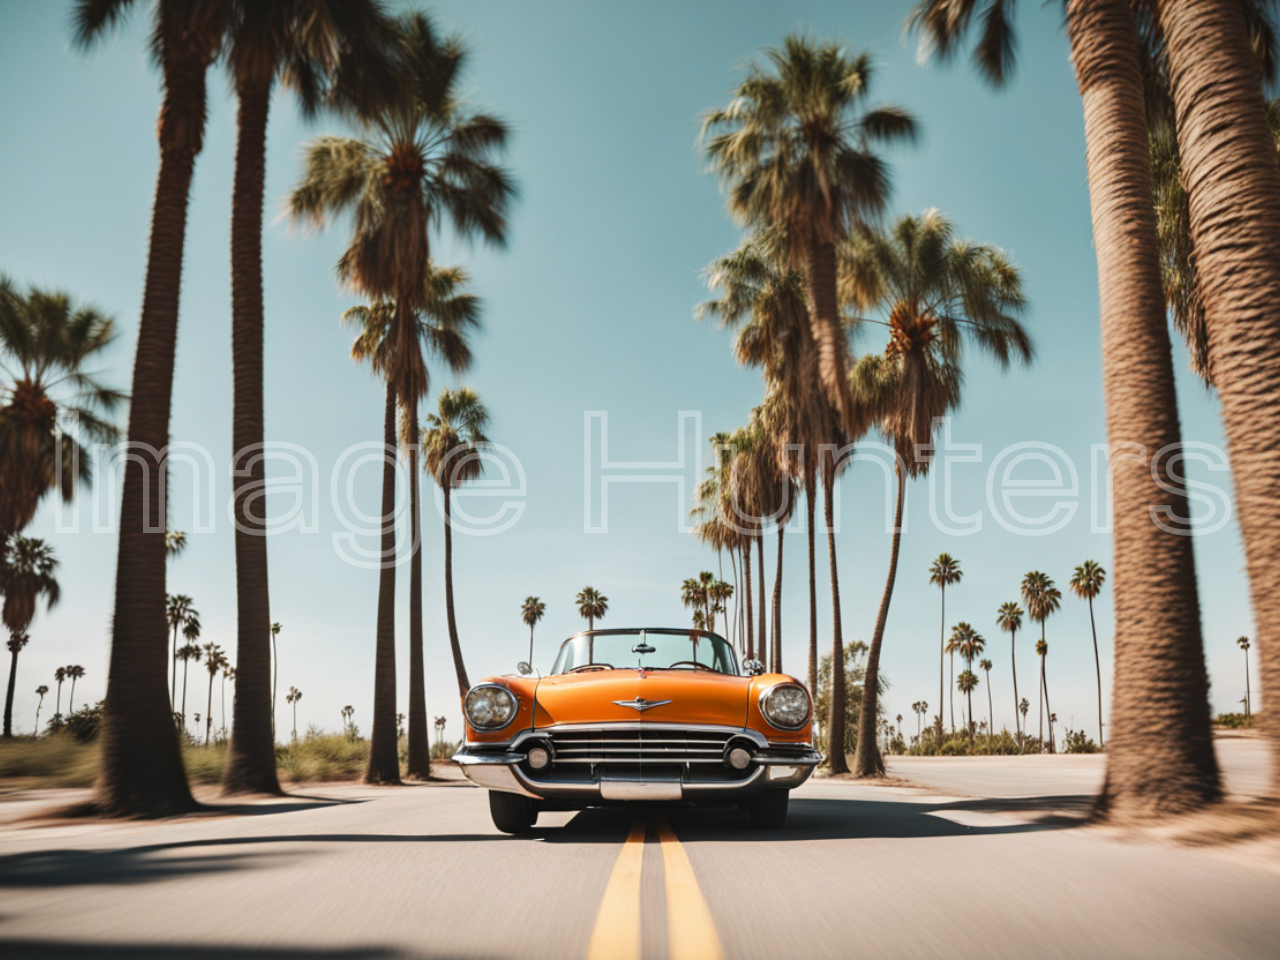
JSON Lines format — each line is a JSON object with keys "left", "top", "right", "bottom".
{"left": 760, "top": 683, "right": 810, "bottom": 730}
{"left": 464, "top": 684, "right": 518, "bottom": 730}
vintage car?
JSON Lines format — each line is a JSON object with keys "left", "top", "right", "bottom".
{"left": 453, "top": 627, "right": 822, "bottom": 833}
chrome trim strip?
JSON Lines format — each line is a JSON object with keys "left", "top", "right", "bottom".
{"left": 451, "top": 750, "right": 541, "bottom": 798}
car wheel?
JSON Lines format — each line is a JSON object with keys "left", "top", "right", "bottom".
{"left": 747, "top": 789, "right": 789, "bottom": 829}
{"left": 489, "top": 790, "right": 538, "bottom": 834}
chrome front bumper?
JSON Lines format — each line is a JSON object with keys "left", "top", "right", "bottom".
{"left": 453, "top": 726, "right": 822, "bottom": 803}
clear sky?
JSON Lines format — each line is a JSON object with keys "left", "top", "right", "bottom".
{"left": 0, "top": 1, "right": 1256, "bottom": 745}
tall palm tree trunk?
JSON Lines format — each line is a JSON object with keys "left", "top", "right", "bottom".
{"left": 70, "top": 677, "right": 79, "bottom": 713}
{"left": 1042, "top": 659, "right": 1054, "bottom": 753}
{"left": 742, "top": 539, "right": 754, "bottom": 661}
{"left": 986, "top": 672, "right": 994, "bottom": 748}
{"left": 1038, "top": 651, "right": 1045, "bottom": 750}
{"left": 938, "top": 584, "right": 946, "bottom": 751}
{"left": 823, "top": 465, "right": 849, "bottom": 774}
{"left": 205, "top": 672, "right": 214, "bottom": 746}
{"left": 966, "top": 685, "right": 974, "bottom": 749}
{"left": 97, "top": 58, "right": 210, "bottom": 817}
{"left": 805, "top": 469, "right": 818, "bottom": 694}
{"left": 1011, "top": 628, "right": 1020, "bottom": 743}
{"left": 949, "top": 651, "right": 955, "bottom": 733}
{"left": 223, "top": 74, "right": 281, "bottom": 796}
{"left": 1159, "top": 0, "right": 1280, "bottom": 798}
{"left": 443, "top": 485, "right": 470, "bottom": 696}
{"left": 1088, "top": 595, "right": 1104, "bottom": 747}
{"left": 756, "top": 532, "right": 766, "bottom": 664}
{"left": 727, "top": 544, "right": 740, "bottom": 651}
{"left": 171, "top": 624, "right": 179, "bottom": 709}
{"left": 366, "top": 384, "right": 401, "bottom": 784}
{"left": 1066, "top": 0, "right": 1220, "bottom": 818}
{"left": 771, "top": 526, "right": 784, "bottom": 673}
{"left": 55, "top": 680, "right": 62, "bottom": 717}
{"left": 406, "top": 417, "right": 430, "bottom": 778}
{"left": 181, "top": 662, "right": 189, "bottom": 727}
{"left": 805, "top": 238, "right": 854, "bottom": 432}
{"left": 3, "top": 642, "right": 18, "bottom": 738}
{"left": 853, "top": 459, "right": 905, "bottom": 778}
{"left": 1244, "top": 649, "right": 1251, "bottom": 718}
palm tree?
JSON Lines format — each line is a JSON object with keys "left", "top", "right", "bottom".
{"left": 34, "top": 684, "right": 48, "bottom": 734}
{"left": 1021, "top": 571, "right": 1060, "bottom": 753}
{"left": 165, "top": 530, "right": 187, "bottom": 559}
{"left": 166, "top": 595, "right": 199, "bottom": 710}
{"left": 269, "top": 621, "right": 282, "bottom": 744}
{"left": 996, "top": 601, "right": 1025, "bottom": 742}
{"left": 1036, "top": 638, "right": 1054, "bottom": 753}
{"left": 0, "top": 280, "right": 123, "bottom": 541}
{"left": 176, "top": 644, "right": 200, "bottom": 732}
{"left": 1070, "top": 560, "right": 1108, "bottom": 747}
{"left": 341, "top": 264, "right": 479, "bottom": 778}
{"left": 220, "top": 0, "right": 395, "bottom": 799}
{"left": 576, "top": 587, "right": 608, "bottom": 631}
{"left": 53, "top": 666, "right": 65, "bottom": 717}
{"left": 220, "top": 662, "right": 233, "bottom": 740}
{"left": 979, "top": 658, "right": 994, "bottom": 747}
{"left": 912, "top": 700, "right": 927, "bottom": 744}
{"left": 1019, "top": 698, "right": 1030, "bottom": 745}
{"left": 201, "top": 643, "right": 226, "bottom": 746}
{"left": 946, "top": 623, "right": 985, "bottom": 737}
{"left": 521, "top": 597, "right": 546, "bottom": 669}
{"left": 1236, "top": 635, "right": 1253, "bottom": 719}
{"left": 845, "top": 212, "right": 1030, "bottom": 778}
{"left": 425, "top": 387, "right": 491, "bottom": 697}
{"left": 1157, "top": 3, "right": 1280, "bottom": 794}
{"left": 74, "top": 0, "right": 228, "bottom": 817}
{"left": 698, "top": 233, "right": 831, "bottom": 684}
{"left": 956, "top": 669, "right": 979, "bottom": 749}
{"left": 341, "top": 704, "right": 355, "bottom": 738}
{"left": 286, "top": 687, "right": 302, "bottom": 743}
{"left": 908, "top": 0, "right": 1222, "bottom": 819}
{"left": 2, "top": 537, "right": 60, "bottom": 738}
{"left": 929, "top": 555, "right": 963, "bottom": 744}
{"left": 702, "top": 34, "right": 918, "bottom": 434}
{"left": 66, "top": 665, "right": 86, "bottom": 713}
{"left": 291, "top": 14, "right": 511, "bottom": 784}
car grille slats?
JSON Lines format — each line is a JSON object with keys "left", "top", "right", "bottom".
{"left": 545, "top": 726, "right": 731, "bottom": 765}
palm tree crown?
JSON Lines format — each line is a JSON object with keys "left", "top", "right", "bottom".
{"left": 929, "top": 553, "right": 963, "bottom": 589}
{"left": 1021, "top": 571, "right": 1062, "bottom": 626}
{"left": 521, "top": 597, "right": 546, "bottom": 630}
{"left": 1070, "top": 560, "right": 1107, "bottom": 600}
{"left": 1, "top": 536, "right": 60, "bottom": 636}
{"left": 576, "top": 587, "right": 608, "bottom": 629}
{"left": 424, "top": 388, "right": 491, "bottom": 491}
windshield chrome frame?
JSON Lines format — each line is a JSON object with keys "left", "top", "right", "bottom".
{"left": 550, "top": 628, "right": 740, "bottom": 677}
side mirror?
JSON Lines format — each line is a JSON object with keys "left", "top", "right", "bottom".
{"left": 743, "top": 658, "right": 764, "bottom": 677}
{"left": 517, "top": 661, "right": 532, "bottom": 676}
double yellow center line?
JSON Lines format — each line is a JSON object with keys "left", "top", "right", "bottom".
{"left": 586, "top": 814, "right": 724, "bottom": 960}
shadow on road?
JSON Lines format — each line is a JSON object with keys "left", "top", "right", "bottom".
{"left": 0, "top": 940, "right": 412, "bottom": 960}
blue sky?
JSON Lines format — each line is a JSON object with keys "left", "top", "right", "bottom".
{"left": 0, "top": 1, "right": 1255, "bottom": 744}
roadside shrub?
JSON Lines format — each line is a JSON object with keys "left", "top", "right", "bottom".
{"left": 277, "top": 732, "right": 369, "bottom": 782}
{"left": 53, "top": 702, "right": 104, "bottom": 744}
{"left": 0, "top": 736, "right": 98, "bottom": 786}
{"left": 1215, "top": 712, "right": 1254, "bottom": 729}
{"left": 182, "top": 742, "right": 229, "bottom": 783}
{"left": 1061, "top": 728, "right": 1100, "bottom": 753}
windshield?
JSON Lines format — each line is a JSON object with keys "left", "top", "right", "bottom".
{"left": 551, "top": 630, "right": 739, "bottom": 676}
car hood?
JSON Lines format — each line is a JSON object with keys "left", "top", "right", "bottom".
{"left": 533, "top": 669, "right": 751, "bottom": 728}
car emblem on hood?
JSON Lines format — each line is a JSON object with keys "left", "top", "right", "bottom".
{"left": 612, "top": 697, "right": 672, "bottom": 712}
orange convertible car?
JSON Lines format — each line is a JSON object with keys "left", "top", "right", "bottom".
{"left": 453, "top": 628, "right": 822, "bottom": 833}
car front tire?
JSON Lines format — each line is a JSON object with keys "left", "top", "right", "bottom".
{"left": 489, "top": 790, "right": 538, "bottom": 834}
{"left": 747, "top": 789, "right": 789, "bottom": 829}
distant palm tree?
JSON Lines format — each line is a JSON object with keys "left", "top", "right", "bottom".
{"left": 956, "top": 669, "right": 979, "bottom": 748}
{"left": 929, "top": 555, "right": 963, "bottom": 746}
{"left": 912, "top": 700, "right": 928, "bottom": 744}
{"left": 290, "top": 11, "right": 513, "bottom": 785}
{"left": 947, "top": 623, "right": 985, "bottom": 736}
{"left": 1238, "top": 636, "right": 1252, "bottom": 718}
{"left": 425, "top": 388, "right": 492, "bottom": 697}
{"left": 576, "top": 587, "right": 608, "bottom": 631}
{"left": 702, "top": 34, "right": 918, "bottom": 434}
{"left": 846, "top": 213, "right": 1030, "bottom": 778}
{"left": 2, "top": 536, "right": 60, "bottom": 737}
{"left": 53, "top": 666, "right": 66, "bottom": 717}
{"left": 202, "top": 643, "right": 227, "bottom": 745}
{"left": 521, "top": 597, "right": 546, "bottom": 669}
{"left": 66, "top": 664, "right": 85, "bottom": 713}
{"left": 269, "top": 621, "right": 282, "bottom": 743}
{"left": 979, "top": 659, "right": 994, "bottom": 747}
{"left": 74, "top": 0, "right": 226, "bottom": 818}
{"left": 166, "top": 595, "right": 199, "bottom": 709}
{"left": 681, "top": 575, "right": 711, "bottom": 628}
{"left": 341, "top": 262, "right": 479, "bottom": 778}
{"left": 996, "top": 601, "right": 1025, "bottom": 741}
{"left": 0, "top": 280, "right": 123, "bottom": 542}
{"left": 177, "top": 645, "right": 201, "bottom": 731}
{"left": 286, "top": 687, "right": 302, "bottom": 743}
{"left": 164, "top": 530, "right": 187, "bottom": 559}
{"left": 1019, "top": 698, "right": 1030, "bottom": 744}
{"left": 1070, "top": 560, "right": 1107, "bottom": 746}
{"left": 220, "top": 662, "right": 233, "bottom": 740}
{"left": 341, "top": 705, "right": 355, "bottom": 739}
{"left": 34, "top": 684, "right": 48, "bottom": 734}
{"left": 1036, "top": 638, "right": 1055, "bottom": 753}
{"left": 708, "top": 580, "right": 733, "bottom": 635}
{"left": 1022, "top": 572, "right": 1061, "bottom": 752}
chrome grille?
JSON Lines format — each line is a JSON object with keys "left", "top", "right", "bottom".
{"left": 545, "top": 726, "right": 733, "bottom": 765}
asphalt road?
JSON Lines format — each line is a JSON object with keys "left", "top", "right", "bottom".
{"left": 0, "top": 740, "right": 1276, "bottom": 960}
